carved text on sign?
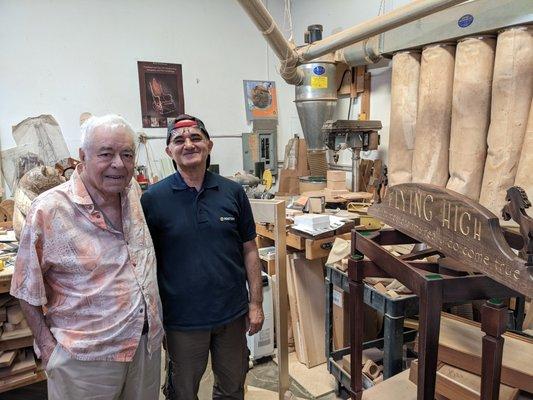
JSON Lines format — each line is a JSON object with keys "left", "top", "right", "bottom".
{"left": 369, "top": 184, "right": 532, "bottom": 296}
{"left": 388, "top": 190, "right": 482, "bottom": 242}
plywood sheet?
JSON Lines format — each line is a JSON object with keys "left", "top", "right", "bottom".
{"left": 437, "top": 313, "right": 533, "bottom": 393}
{"left": 291, "top": 254, "right": 326, "bottom": 368}
{"left": 286, "top": 254, "right": 307, "bottom": 366}
{"left": 362, "top": 369, "right": 416, "bottom": 400}
{"left": 410, "top": 360, "right": 519, "bottom": 400}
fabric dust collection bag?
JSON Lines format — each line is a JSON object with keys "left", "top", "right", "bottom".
{"left": 388, "top": 50, "right": 421, "bottom": 186}
{"left": 514, "top": 99, "right": 533, "bottom": 199}
{"left": 479, "top": 26, "right": 533, "bottom": 216}
{"left": 412, "top": 43, "right": 456, "bottom": 186}
{"left": 447, "top": 36, "right": 496, "bottom": 201}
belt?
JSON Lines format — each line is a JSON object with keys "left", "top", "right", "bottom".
{"left": 142, "top": 319, "right": 149, "bottom": 335}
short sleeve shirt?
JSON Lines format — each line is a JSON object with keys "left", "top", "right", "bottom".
{"left": 141, "top": 171, "right": 256, "bottom": 330}
{"left": 10, "top": 167, "right": 164, "bottom": 361}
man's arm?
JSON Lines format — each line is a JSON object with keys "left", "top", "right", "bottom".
{"left": 19, "top": 300, "right": 56, "bottom": 367}
{"left": 243, "top": 239, "right": 264, "bottom": 335}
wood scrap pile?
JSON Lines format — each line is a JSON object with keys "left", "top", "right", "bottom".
{"left": 341, "top": 348, "right": 385, "bottom": 386}
{"left": 383, "top": 244, "right": 415, "bottom": 257}
{"left": 364, "top": 277, "right": 413, "bottom": 299}
{"left": 409, "top": 313, "right": 533, "bottom": 399}
{"left": 0, "top": 293, "right": 44, "bottom": 393}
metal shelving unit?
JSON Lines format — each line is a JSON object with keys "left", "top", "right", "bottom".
{"left": 325, "top": 264, "right": 418, "bottom": 396}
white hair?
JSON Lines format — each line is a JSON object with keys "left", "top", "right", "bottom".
{"left": 80, "top": 114, "right": 136, "bottom": 152}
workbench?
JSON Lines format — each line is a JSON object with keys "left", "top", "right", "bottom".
{"left": 255, "top": 219, "right": 355, "bottom": 262}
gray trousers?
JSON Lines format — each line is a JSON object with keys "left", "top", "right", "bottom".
{"left": 46, "top": 334, "right": 161, "bottom": 400}
{"left": 165, "top": 315, "right": 249, "bottom": 400}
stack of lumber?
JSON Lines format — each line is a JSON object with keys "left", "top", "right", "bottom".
{"left": 286, "top": 253, "right": 326, "bottom": 368}
{"left": 409, "top": 313, "right": 533, "bottom": 399}
{"left": 325, "top": 170, "right": 348, "bottom": 198}
{"left": 409, "top": 360, "right": 520, "bottom": 400}
{"left": 0, "top": 287, "right": 44, "bottom": 393}
{"left": 436, "top": 313, "right": 533, "bottom": 393}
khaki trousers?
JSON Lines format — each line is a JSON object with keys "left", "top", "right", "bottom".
{"left": 165, "top": 315, "right": 249, "bottom": 400}
{"left": 46, "top": 334, "right": 161, "bottom": 400}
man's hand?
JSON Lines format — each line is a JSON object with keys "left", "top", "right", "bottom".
{"left": 246, "top": 302, "right": 264, "bottom": 336}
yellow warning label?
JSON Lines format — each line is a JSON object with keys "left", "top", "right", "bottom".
{"left": 310, "top": 76, "right": 328, "bottom": 89}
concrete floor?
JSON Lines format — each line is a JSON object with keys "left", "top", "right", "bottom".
{"left": 4, "top": 357, "right": 342, "bottom": 400}
{"left": 195, "top": 358, "right": 342, "bottom": 400}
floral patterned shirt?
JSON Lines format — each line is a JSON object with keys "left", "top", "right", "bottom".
{"left": 11, "top": 167, "right": 163, "bottom": 361}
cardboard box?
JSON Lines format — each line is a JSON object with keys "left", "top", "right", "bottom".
{"left": 327, "top": 180, "right": 347, "bottom": 190}
{"left": 327, "top": 170, "right": 346, "bottom": 181}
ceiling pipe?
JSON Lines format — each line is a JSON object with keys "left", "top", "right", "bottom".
{"left": 336, "top": 35, "right": 383, "bottom": 67}
{"left": 237, "top": 0, "right": 466, "bottom": 85}
{"left": 236, "top": 0, "right": 304, "bottom": 85}
{"left": 298, "top": 0, "right": 466, "bottom": 62}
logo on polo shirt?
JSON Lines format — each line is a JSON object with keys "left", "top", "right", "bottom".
{"left": 220, "top": 216, "right": 235, "bottom": 222}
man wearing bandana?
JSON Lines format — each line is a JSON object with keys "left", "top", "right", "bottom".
{"left": 141, "top": 114, "right": 264, "bottom": 399}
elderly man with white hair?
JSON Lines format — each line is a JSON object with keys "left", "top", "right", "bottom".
{"left": 10, "top": 115, "right": 163, "bottom": 399}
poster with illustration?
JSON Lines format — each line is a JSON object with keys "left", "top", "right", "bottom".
{"left": 138, "top": 61, "right": 184, "bottom": 128}
{"left": 243, "top": 80, "right": 278, "bottom": 122}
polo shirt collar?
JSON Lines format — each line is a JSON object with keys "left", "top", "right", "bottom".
{"left": 171, "top": 170, "right": 219, "bottom": 191}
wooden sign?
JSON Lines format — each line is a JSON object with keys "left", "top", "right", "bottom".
{"left": 369, "top": 183, "right": 532, "bottom": 297}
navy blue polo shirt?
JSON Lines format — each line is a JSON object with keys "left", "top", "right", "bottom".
{"left": 140, "top": 171, "right": 256, "bottom": 330}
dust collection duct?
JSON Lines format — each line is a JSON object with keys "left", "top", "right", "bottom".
{"left": 236, "top": 0, "right": 532, "bottom": 178}
{"left": 295, "top": 25, "right": 337, "bottom": 177}
{"left": 237, "top": 0, "right": 468, "bottom": 177}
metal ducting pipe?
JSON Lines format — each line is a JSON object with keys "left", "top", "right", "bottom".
{"left": 336, "top": 35, "right": 383, "bottom": 67}
{"left": 297, "top": 0, "right": 467, "bottom": 62}
{"left": 236, "top": 0, "right": 303, "bottom": 85}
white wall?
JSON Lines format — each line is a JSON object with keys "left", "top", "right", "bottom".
{"left": 0, "top": 0, "right": 287, "bottom": 179}
{"left": 0, "top": 0, "right": 411, "bottom": 185}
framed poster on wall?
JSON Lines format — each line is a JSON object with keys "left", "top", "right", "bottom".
{"left": 243, "top": 80, "right": 278, "bottom": 122}
{"left": 138, "top": 61, "right": 184, "bottom": 128}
